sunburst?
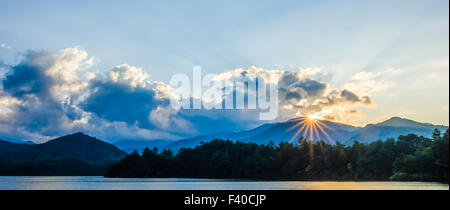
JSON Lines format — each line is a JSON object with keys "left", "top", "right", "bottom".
{"left": 288, "top": 113, "right": 335, "bottom": 145}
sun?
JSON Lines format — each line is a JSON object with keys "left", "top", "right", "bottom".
{"left": 307, "top": 113, "right": 324, "bottom": 121}
{"left": 307, "top": 114, "right": 321, "bottom": 121}
{"left": 287, "top": 111, "right": 335, "bottom": 145}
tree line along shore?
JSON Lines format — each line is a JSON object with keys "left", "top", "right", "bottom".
{"left": 105, "top": 129, "right": 449, "bottom": 183}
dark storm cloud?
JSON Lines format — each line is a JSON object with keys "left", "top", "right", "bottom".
{"left": 0, "top": 50, "right": 85, "bottom": 138}
{"left": 80, "top": 80, "right": 169, "bottom": 129}
{"left": 283, "top": 88, "right": 306, "bottom": 100}
{"left": 290, "top": 79, "right": 327, "bottom": 97}
{"left": 280, "top": 78, "right": 328, "bottom": 101}
{"left": 340, "top": 89, "right": 360, "bottom": 102}
{"left": 278, "top": 71, "right": 327, "bottom": 101}
{"left": 341, "top": 89, "right": 372, "bottom": 104}
{"left": 2, "top": 50, "right": 53, "bottom": 99}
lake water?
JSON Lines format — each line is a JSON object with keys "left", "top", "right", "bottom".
{"left": 0, "top": 176, "right": 447, "bottom": 190}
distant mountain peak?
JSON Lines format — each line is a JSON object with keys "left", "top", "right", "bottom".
{"left": 386, "top": 116, "right": 403, "bottom": 121}
{"left": 2, "top": 133, "right": 127, "bottom": 163}
{"left": 70, "top": 132, "right": 88, "bottom": 137}
{"left": 385, "top": 116, "right": 414, "bottom": 122}
{"left": 376, "top": 117, "right": 433, "bottom": 128}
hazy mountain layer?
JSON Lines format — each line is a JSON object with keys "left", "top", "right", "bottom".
{"left": 163, "top": 117, "right": 448, "bottom": 151}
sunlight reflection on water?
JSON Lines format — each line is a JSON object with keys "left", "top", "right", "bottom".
{"left": 0, "top": 176, "right": 448, "bottom": 190}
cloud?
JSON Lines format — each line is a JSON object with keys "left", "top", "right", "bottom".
{"left": 0, "top": 47, "right": 388, "bottom": 142}
{"left": 0, "top": 47, "right": 93, "bottom": 140}
{"left": 80, "top": 76, "right": 167, "bottom": 130}
{"left": 108, "top": 64, "right": 150, "bottom": 88}
{"left": 340, "top": 89, "right": 371, "bottom": 104}
{"left": 281, "top": 78, "right": 327, "bottom": 100}
{"left": 342, "top": 69, "right": 398, "bottom": 96}
{"left": 0, "top": 51, "right": 205, "bottom": 141}
{"left": 214, "top": 66, "right": 374, "bottom": 122}
{"left": 2, "top": 47, "right": 92, "bottom": 100}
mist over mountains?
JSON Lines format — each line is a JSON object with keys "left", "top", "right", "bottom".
{"left": 1, "top": 116, "right": 447, "bottom": 154}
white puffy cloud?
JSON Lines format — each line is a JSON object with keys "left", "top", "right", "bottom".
{"left": 108, "top": 64, "right": 150, "bottom": 88}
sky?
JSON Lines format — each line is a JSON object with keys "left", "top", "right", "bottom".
{"left": 0, "top": 0, "right": 448, "bottom": 142}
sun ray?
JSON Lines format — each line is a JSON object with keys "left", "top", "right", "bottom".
{"left": 289, "top": 126, "right": 304, "bottom": 143}
{"left": 312, "top": 124, "right": 321, "bottom": 142}
{"left": 315, "top": 123, "right": 334, "bottom": 144}
{"left": 308, "top": 123, "right": 314, "bottom": 142}
{"left": 287, "top": 114, "right": 338, "bottom": 145}
{"left": 290, "top": 121, "right": 309, "bottom": 142}
{"left": 315, "top": 120, "right": 334, "bottom": 131}
{"left": 288, "top": 120, "right": 305, "bottom": 131}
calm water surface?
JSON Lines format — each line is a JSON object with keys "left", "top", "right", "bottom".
{"left": 0, "top": 176, "right": 448, "bottom": 190}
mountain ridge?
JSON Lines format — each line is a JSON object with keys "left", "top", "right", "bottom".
{"left": 349, "top": 117, "right": 447, "bottom": 143}
{"left": 0, "top": 139, "right": 31, "bottom": 154}
{"left": 114, "top": 139, "right": 175, "bottom": 153}
{"left": 1, "top": 117, "right": 447, "bottom": 154}
{"left": 163, "top": 116, "right": 448, "bottom": 151}
{"left": 0, "top": 132, "right": 127, "bottom": 162}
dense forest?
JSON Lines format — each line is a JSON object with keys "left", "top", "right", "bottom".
{"left": 0, "top": 158, "right": 115, "bottom": 176}
{"left": 106, "top": 129, "right": 449, "bottom": 183}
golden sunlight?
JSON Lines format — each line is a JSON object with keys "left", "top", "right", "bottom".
{"left": 307, "top": 114, "right": 324, "bottom": 121}
{"left": 288, "top": 112, "right": 335, "bottom": 144}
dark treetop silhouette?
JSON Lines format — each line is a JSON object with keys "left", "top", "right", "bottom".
{"left": 106, "top": 129, "right": 449, "bottom": 183}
